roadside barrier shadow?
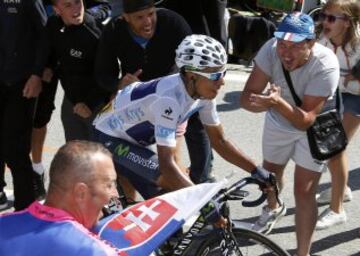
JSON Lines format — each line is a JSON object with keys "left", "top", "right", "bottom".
{"left": 317, "top": 167, "right": 360, "bottom": 198}
{"left": 349, "top": 252, "right": 360, "bottom": 256}
{"left": 348, "top": 167, "right": 360, "bottom": 192}
{"left": 217, "top": 91, "right": 242, "bottom": 112}
{"left": 311, "top": 228, "right": 360, "bottom": 255}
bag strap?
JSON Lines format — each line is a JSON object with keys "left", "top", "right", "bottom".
{"left": 281, "top": 65, "right": 340, "bottom": 110}
{"left": 282, "top": 65, "right": 302, "bottom": 106}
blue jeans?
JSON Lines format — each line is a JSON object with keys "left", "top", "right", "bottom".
{"left": 185, "top": 113, "right": 213, "bottom": 184}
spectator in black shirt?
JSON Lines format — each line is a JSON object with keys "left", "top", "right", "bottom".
{"left": 41, "top": 0, "right": 110, "bottom": 143}
{"left": 0, "top": 0, "right": 47, "bottom": 210}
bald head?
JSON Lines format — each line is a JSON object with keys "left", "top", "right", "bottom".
{"left": 48, "top": 140, "right": 112, "bottom": 193}
{"left": 46, "top": 141, "right": 118, "bottom": 228}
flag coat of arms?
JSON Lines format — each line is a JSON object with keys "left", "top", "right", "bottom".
{"left": 94, "top": 182, "right": 225, "bottom": 255}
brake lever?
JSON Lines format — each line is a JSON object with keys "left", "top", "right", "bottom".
{"left": 226, "top": 190, "right": 249, "bottom": 200}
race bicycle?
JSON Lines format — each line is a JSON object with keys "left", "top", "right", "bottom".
{"left": 104, "top": 176, "right": 290, "bottom": 256}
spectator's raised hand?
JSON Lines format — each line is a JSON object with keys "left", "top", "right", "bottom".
{"left": 118, "top": 69, "right": 143, "bottom": 89}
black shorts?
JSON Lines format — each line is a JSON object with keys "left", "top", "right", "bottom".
{"left": 33, "top": 76, "right": 58, "bottom": 128}
{"left": 94, "top": 129, "right": 162, "bottom": 200}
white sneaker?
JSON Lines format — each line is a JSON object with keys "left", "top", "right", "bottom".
{"left": 32, "top": 162, "right": 45, "bottom": 176}
{"left": 316, "top": 186, "right": 352, "bottom": 204}
{"left": 252, "top": 202, "right": 287, "bottom": 235}
{"left": 316, "top": 207, "right": 347, "bottom": 230}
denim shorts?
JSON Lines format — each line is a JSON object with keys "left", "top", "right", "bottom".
{"left": 342, "top": 93, "right": 360, "bottom": 117}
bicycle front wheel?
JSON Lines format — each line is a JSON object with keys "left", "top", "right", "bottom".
{"left": 194, "top": 227, "right": 290, "bottom": 256}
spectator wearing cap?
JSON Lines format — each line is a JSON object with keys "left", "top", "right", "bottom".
{"left": 95, "top": 0, "right": 215, "bottom": 199}
{"left": 95, "top": 0, "right": 191, "bottom": 91}
{"left": 240, "top": 12, "right": 340, "bottom": 256}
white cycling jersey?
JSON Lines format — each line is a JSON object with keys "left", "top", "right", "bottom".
{"left": 93, "top": 74, "right": 220, "bottom": 147}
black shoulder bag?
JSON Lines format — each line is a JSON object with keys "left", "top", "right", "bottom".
{"left": 282, "top": 66, "right": 348, "bottom": 161}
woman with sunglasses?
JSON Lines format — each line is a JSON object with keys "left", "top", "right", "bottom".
{"left": 93, "top": 34, "right": 273, "bottom": 201}
{"left": 316, "top": 0, "right": 360, "bottom": 230}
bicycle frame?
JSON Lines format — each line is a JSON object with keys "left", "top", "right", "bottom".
{"left": 158, "top": 177, "right": 272, "bottom": 256}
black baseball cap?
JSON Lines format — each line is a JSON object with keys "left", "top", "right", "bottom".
{"left": 123, "top": 0, "right": 155, "bottom": 13}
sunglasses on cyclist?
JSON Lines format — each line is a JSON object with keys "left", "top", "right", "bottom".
{"left": 190, "top": 69, "right": 227, "bottom": 81}
{"left": 318, "top": 13, "right": 348, "bottom": 23}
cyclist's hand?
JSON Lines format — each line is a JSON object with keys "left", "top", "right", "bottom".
{"left": 251, "top": 166, "right": 275, "bottom": 185}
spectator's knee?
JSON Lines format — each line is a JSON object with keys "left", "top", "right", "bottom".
{"left": 294, "top": 184, "right": 316, "bottom": 203}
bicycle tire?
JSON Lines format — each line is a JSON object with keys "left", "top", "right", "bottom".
{"left": 194, "top": 227, "right": 290, "bottom": 256}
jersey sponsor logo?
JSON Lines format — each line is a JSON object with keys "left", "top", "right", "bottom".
{"left": 70, "top": 49, "right": 83, "bottom": 58}
{"left": 164, "top": 107, "right": 172, "bottom": 116}
{"left": 7, "top": 7, "right": 17, "bottom": 13}
{"left": 156, "top": 125, "right": 175, "bottom": 139}
{"left": 115, "top": 144, "right": 130, "bottom": 157}
{"left": 114, "top": 143, "right": 159, "bottom": 170}
{"left": 125, "top": 107, "right": 144, "bottom": 122}
{"left": 99, "top": 198, "right": 177, "bottom": 248}
{"left": 161, "top": 107, "right": 173, "bottom": 121}
{"left": 127, "top": 152, "right": 159, "bottom": 170}
{"left": 107, "top": 116, "right": 125, "bottom": 130}
{"left": 4, "top": 0, "right": 21, "bottom": 3}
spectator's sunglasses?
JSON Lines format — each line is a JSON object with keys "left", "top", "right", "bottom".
{"left": 318, "top": 13, "right": 348, "bottom": 23}
{"left": 190, "top": 69, "right": 227, "bottom": 81}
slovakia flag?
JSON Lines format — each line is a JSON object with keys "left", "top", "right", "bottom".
{"left": 94, "top": 182, "right": 225, "bottom": 255}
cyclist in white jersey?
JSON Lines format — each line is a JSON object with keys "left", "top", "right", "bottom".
{"left": 93, "top": 34, "right": 272, "bottom": 199}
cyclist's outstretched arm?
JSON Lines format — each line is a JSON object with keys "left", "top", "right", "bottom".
{"left": 157, "top": 145, "right": 194, "bottom": 191}
{"left": 204, "top": 124, "right": 257, "bottom": 173}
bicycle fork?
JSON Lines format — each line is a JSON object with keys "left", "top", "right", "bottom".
{"left": 218, "top": 202, "right": 243, "bottom": 256}
{"left": 218, "top": 218, "right": 243, "bottom": 256}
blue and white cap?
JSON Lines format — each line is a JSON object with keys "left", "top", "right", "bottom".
{"left": 274, "top": 12, "right": 316, "bottom": 42}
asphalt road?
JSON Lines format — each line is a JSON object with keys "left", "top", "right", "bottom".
{"left": 3, "top": 63, "right": 360, "bottom": 255}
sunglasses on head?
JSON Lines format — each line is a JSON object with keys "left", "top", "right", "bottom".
{"left": 319, "top": 13, "right": 347, "bottom": 23}
{"left": 190, "top": 69, "right": 227, "bottom": 81}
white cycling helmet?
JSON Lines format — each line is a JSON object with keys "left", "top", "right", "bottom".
{"left": 175, "top": 34, "right": 227, "bottom": 70}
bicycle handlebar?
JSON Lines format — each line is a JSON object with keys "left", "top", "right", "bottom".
{"left": 214, "top": 176, "right": 277, "bottom": 208}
